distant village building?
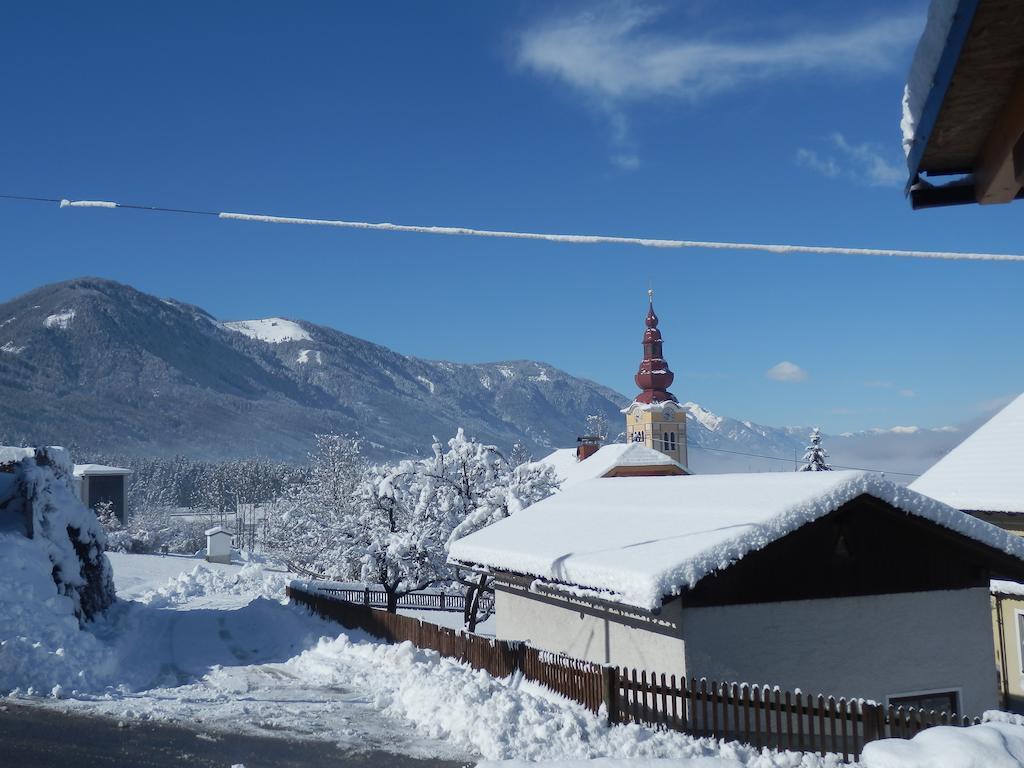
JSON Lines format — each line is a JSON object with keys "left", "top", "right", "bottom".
{"left": 911, "top": 392, "right": 1024, "bottom": 710}
{"left": 73, "top": 463, "right": 132, "bottom": 524}
{"left": 451, "top": 299, "right": 1024, "bottom": 717}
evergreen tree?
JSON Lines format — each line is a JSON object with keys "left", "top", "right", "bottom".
{"left": 798, "top": 427, "right": 832, "bottom": 471}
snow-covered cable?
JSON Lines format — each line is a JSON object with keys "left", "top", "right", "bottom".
{"left": 216, "top": 211, "right": 1024, "bottom": 262}
{"left": 59, "top": 199, "right": 118, "bottom": 209}
{"left": 7, "top": 194, "right": 1017, "bottom": 262}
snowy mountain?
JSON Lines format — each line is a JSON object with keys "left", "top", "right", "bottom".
{"left": 0, "top": 278, "right": 967, "bottom": 473}
{"left": 0, "top": 278, "right": 627, "bottom": 461}
{"left": 682, "top": 401, "right": 965, "bottom": 478}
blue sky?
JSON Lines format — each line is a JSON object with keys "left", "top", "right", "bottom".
{"left": 2, "top": 1, "right": 1022, "bottom": 433}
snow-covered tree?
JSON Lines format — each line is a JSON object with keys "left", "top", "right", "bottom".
{"left": 584, "top": 413, "right": 609, "bottom": 442}
{"left": 358, "top": 429, "right": 558, "bottom": 626}
{"left": 798, "top": 428, "right": 832, "bottom": 472}
{"left": 264, "top": 434, "right": 365, "bottom": 575}
{"left": 351, "top": 463, "right": 444, "bottom": 612}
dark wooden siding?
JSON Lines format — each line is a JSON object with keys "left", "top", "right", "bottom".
{"left": 681, "top": 494, "right": 1003, "bottom": 608}
{"left": 87, "top": 474, "right": 125, "bottom": 523}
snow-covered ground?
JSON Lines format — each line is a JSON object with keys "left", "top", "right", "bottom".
{"left": 4, "top": 551, "right": 1021, "bottom": 766}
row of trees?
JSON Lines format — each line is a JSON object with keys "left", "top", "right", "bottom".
{"left": 265, "top": 430, "right": 559, "bottom": 630}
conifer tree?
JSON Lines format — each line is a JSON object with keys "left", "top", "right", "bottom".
{"left": 798, "top": 427, "right": 832, "bottom": 471}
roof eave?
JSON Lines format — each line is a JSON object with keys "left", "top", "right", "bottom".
{"left": 905, "top": 0, "right": 982, "bottom": 193}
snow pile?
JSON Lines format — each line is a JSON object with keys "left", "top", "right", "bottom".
{"left": 901, "top": 0, "right": 960, "bottom": 157}
{"left": 910, "top": 392, "right": 1024, "bottom": 513}
{"left": 0, "top": 446, "right": 117, "bottom": 695}
{"left": 450, "top": 470, "right": 1024, "bottom": 610}
{"left": 223, "top": 317, "right": 311, "bottom": 344}
{"left": 140, "top": 562, "right": 289, "bottom": 608}
{"left": 284, "top": 635, "right": 843, "bottom": 765}
{"left": 861, "top": 721, "right": 1024, "bottom": 767}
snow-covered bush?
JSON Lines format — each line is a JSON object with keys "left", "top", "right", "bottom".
{"left": 0, "top": 446, "right": 115, "bottom": 622}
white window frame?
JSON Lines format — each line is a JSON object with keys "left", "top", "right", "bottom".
{"left": 885, "top": 687, "right": 963, "bottom": 715}
{"left": 1015, "top": 608, "right": 1024, "bottom": 675}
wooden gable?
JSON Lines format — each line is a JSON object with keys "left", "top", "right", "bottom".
{"left": 681, "top": 493, "right": 1024, "bottom": 608}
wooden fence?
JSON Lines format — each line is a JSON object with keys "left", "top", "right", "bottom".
{"left": 312, "top": 585, "right": 494, "bottom": 614}
{"left": 287, "top": 583, "right": 598, "bottom": 708}
{"left": 287, "top": 584, "right": 980, "bottom": 762}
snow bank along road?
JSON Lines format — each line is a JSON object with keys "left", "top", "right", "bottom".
{"left": 8, "top": 553, "right": 1023, "bottom": 767}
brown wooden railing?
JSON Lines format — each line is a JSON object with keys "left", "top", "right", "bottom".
{"left": 301, "top": 583, "right": 494, "bottom": 614}
{"left": 287, "top": 584, "right": 981, "bottom": 762}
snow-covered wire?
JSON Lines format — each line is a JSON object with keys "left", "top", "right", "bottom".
{"left": 2, "top": 193, "right": 1023, "bottom": 262}
{"left": 217, "top": 211, "right": 1024, "bottom": 262}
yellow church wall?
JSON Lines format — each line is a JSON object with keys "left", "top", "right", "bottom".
{"left": 625, "top": 404, "right": 687, "bottom": 466}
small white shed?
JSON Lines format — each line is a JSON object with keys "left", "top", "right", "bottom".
{"left": 205, "top": 526, "right": 234, "bottom": 564}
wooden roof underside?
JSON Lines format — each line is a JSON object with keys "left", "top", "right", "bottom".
{"left": 921, "top": 0, "right": 1024, "bottom": 175}
{"left": 910, "top": 0, "right": 1024, "bottom": 207}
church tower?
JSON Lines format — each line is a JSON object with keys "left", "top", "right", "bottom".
{"left": 623, "top": 290, "right": 688, "bottom": 467}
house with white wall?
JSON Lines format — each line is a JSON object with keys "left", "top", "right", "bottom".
{"left": 450, "top": 470, "right": 1024, "bottom": 717}
{"left": 911, "top": 391, "right": 1024, "bottom": 710}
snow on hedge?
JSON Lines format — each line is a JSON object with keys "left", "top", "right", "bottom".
{"left": 0, "top": 446, "right": 117, "bottom": 695}
{"left": 860, "top": 721, "right": 1024, "bottom": 768}
{"left": 450, "top": 470, "right": 1024, "bottom": 610}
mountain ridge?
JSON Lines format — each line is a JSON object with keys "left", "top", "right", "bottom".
{"left": 0, "top": 278, "right": 967, "bottom": 474}
{"left": 0, "top": 278, "right": 628, "bottom": 461}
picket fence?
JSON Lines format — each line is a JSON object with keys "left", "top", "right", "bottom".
{"left": 287, "top": 583, "right": 980, "bottom": 762}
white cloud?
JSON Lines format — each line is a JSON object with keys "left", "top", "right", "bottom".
{"left": 797, "top": 133, "right": 904, "bottom": 187}
{"left": 610, "top": 153, "right": 640, "bottom": 170}
{"left": 765, "top": 361, "right": 808, "bottom": 383}
{"left": 516, "top": 4, "right": 920, "bottom": 166}
{"left": 899, "top": 388, "right": 916, "bottom": 398}
{"left": 516, "top": 4, "right": 920, "bottom": 103}
{"left": 831, "top": 133, "right": 904, "bottom": 186}
{"left": 795, "top": 149, "right": 839, "bottom": 178}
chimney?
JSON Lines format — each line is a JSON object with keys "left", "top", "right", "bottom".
{"left": 576, "top": 435, "right": 602, "bottom": 461}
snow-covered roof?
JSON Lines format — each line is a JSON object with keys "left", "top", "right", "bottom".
{"left": 205, "top": 526, "right": 233, "bottom": 537}
{"left": 991, "top": 579, "right": 1024, "bottom": 598}
{"left": 910, "top": 393, "right": 1024, "bottom": 514}
{"left": 73, "top": 463, "right": 133, "bottom": 477}
{"left": 901, "top": 0, "right": 961, "bottom": 158}
{"left": 0, "top": 446, "right": 36, "bottom": 465}
{"left": 540, "top": 442, "right": 687, "bottom": 489}
{"left": 449, "top": 470, "right": 1024, "bottom": 611}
